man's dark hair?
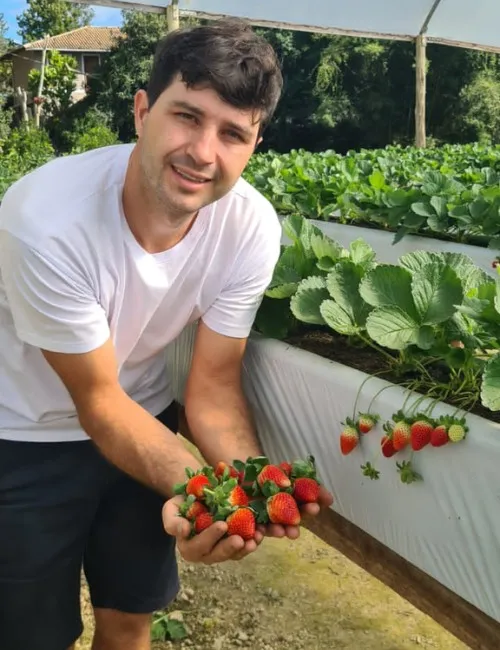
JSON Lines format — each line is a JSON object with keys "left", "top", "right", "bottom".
{"left": 147, "top": 18, "right": 283, "bottom": 133}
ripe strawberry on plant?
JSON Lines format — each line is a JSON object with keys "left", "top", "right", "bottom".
{"left": 391, "top": 416, "right": 411, "bottom": 451}
{"left": 356, "top": 412, "right": 379, "bottom": 434}
{"left": 430, "top": 424, "right": 449, "bottom": 447}
{"left": 340, "top": 417, "right": 359, "bottom": 455}
{"left": 226, "top": 507, "right": 256, "bottom": 540}
{"left": 381, "top": 421, "right": 397, "bottom": 457}
{"left": 381, "top": 434, "right": 397, "bottom": 457}
{"left": 410, "top": 417, "right": 434, "bottom": 451}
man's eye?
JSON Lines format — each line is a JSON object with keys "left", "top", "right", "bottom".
{"left": 178, "top": 112, "right": 196, "bottom": 122}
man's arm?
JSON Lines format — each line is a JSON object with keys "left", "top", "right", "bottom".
{"left": 183, "top": 319, "right": 262, "bottom": 467}
{"left": 41, "top": 339, "right": 204, "bottom": 498}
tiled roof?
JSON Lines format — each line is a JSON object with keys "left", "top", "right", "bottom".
{"left": 23, "top": 26, "right": 123, "bottom": 52}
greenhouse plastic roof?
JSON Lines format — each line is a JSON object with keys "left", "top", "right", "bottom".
{"left": 80, "top": 0, "right": 500, "bottom": 53}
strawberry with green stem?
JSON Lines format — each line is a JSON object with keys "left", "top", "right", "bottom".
{"left": 340, "top": 417, "right": 359, "bottom": 455}
{"left": 173, "top": 466, "right": 218, "bottom": 501}
{"left": 391, "top": 410, "right": 412, "bottom": 451}
{"left": 409, "top": 414, "right": 435, "bottom": 451}
{"left": 357, "top": 412, "right": 379, "bottom": 434}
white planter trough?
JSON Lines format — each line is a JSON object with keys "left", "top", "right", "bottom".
{"left": 282, "top": 218, "right": 497, "bottom": 278}
{"left": 166, "top": 323, "right": 500, "bottom": 629}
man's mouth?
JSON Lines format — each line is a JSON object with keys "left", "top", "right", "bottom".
{"left": 172, "top": 165, "right": 211, "bottom": 184}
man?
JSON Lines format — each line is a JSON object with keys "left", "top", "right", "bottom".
{"left": 0, "top": 18, "right": 333, "bottom": 650}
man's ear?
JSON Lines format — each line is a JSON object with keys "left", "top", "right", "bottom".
{"left": 133, "top": 89, "right": 149, "bottom": 138}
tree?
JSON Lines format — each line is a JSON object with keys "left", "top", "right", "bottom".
{"left": 17, "top": 0, "right": 94, "bottom": 43}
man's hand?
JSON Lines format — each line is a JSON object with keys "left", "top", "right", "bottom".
{"left": 162, "top": 495, "right": 265, "bottom": 564}
{"left": 163, "top": 485, "right": 334, "bottom": 565}
{"left": 256, "top": 485, "right": 334, "bottom": 540}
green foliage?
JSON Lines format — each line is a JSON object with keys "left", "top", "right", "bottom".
{"left": 84, "top": 11, "right": 177, "bottom": 142}
{"left": 460, "top": 71, "right": 500, "bottom": 144}
{"left": 70, "top": 125, "right": 120, "bottom": 153}
{"left": 258, "top": 214, "right": 500, "bottom": 414}
{"left": 0, "top": 124, "right": 54, "bottom": 199}
{"left": 243, "top": 144, "right": 500, "bottom": 247}
{"left": 28, "top": 50, "right": 78, "bottom": 117}
{"left": 17, "top": 0, "right": 93, "bottom": 42}
{"left": 150, "top": 612, "right": 187, "bottom": 642}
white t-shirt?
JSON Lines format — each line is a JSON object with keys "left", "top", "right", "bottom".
{"left": 0, "top": 143, "right": 281, "bottom": 442}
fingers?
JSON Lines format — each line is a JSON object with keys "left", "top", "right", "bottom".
{"left": 162, "top": 496, "right": 189, "bottom": 537}
{"left": 318, "top": 485, "right": 334, "bottom": 507}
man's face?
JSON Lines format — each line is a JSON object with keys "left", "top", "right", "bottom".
{"left": 133, "top": 76, "right": 262, "bottom": 219}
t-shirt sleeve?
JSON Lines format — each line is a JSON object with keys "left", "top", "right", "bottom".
{"left": 0, "top": 233, "right": 110, "bottom": 354}
{"left": 201, "top": 217, "right": 282, "bottom": 339}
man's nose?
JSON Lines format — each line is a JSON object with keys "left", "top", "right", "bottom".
{"left": 186, "top": 127, "right": 217, "bottom": 167}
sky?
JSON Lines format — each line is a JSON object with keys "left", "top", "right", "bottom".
{"left": 0, "top": 1, "right": 123, "bottom": 43}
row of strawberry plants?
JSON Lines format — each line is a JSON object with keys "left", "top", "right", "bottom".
{"left": 243, "top": 143, "right": 500, "bottom": 248}
{"left": 254, "top": 214, "right": 500, "bottom": 483}
{"left": 255, "top": 213, "right": 500, "bottom": 418}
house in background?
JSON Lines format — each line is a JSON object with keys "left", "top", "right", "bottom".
{"left": 1, "top": 26, "right": 122, "bottom": 105}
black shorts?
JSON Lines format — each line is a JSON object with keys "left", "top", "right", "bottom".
{"left": 0, "top": 402, "right": 180, "bottom": 650}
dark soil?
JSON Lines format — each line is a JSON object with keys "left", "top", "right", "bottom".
{"left": 284, "top": 329, "right": 500, "bottom": 424}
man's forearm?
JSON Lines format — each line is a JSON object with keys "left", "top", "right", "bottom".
{"left": 184, "top": 382, "right": 263, "bottom": 468}
{"left": 78, "top": 390, "right": 203, "bottom": 498}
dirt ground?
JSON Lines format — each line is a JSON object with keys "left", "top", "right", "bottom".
{"left": 77, "top": 529, "right": 469, "bottom": 650}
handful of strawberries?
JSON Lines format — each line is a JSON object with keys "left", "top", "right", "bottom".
{"left": 173, "top": 455, "right": 323, "bottom": 541}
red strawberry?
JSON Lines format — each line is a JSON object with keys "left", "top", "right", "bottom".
{"left": 228, "top": 485, "right": 250, "bottom": 507}
{"left": 214, "top": 461, "right": 239, "bottom": 480}
{"left": 257, "top": 465, "right": 291, "bottom": 489}
{"left": 392, "top": 421, "right": 411, "bottom": 451}
{"left": 430, "top": 424, "right": 449, "bottom": 447}
{"left": 410, "top": 420, "right": 433, "bottom": 451}
{"left": 186, "top": 474, "right": 211, "bottom": 500}
{"left": 266, "top": 492, "right": 301, "bottom": 526}
{"left": 193, "top": 512, "right": 213, "bottom": 534}
{"left": 279, "top": 462, "right": 293, "bottom": 477}
{"left": 226, "top": 508, "right": 256, "bottom": 540}
{"left": 340, "top": 425, "right": 359, "bottom": 455}
{"left": 185, "top": 500, "right": 208, "bottom": 520}
{"left": 357, "top": 413, "right": 378, "bottom": 434}
{"left": 292, "top": 477, "right": 320, "bottom": 503}
{"left": 380, "top": 435, "right": 396, "bottom": 458}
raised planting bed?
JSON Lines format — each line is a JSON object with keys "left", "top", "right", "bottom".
{"left": 166, "top": 212, "right": 500, "bottom": 646}
{"left": 166, "top": 322, "right": 500, "bottom": 644}
{"left": 289, "top": 218, "right": 499, "bottom": 278}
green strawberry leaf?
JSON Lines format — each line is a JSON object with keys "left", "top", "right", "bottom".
{"left": 481, "top": 354, "right": 500, "bottom": 411}
{"left": 411, "top": 262, "right": 463, "bottom": 325}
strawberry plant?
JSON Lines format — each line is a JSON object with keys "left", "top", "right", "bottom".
{"left": 243, "top": 143, "right": 500, "bottom": 248}
{"left": 259, "top": 214, "right": 500, "bottom": 417}
{"left": 151, "top": 612, "right": 187, "bottom": 642}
